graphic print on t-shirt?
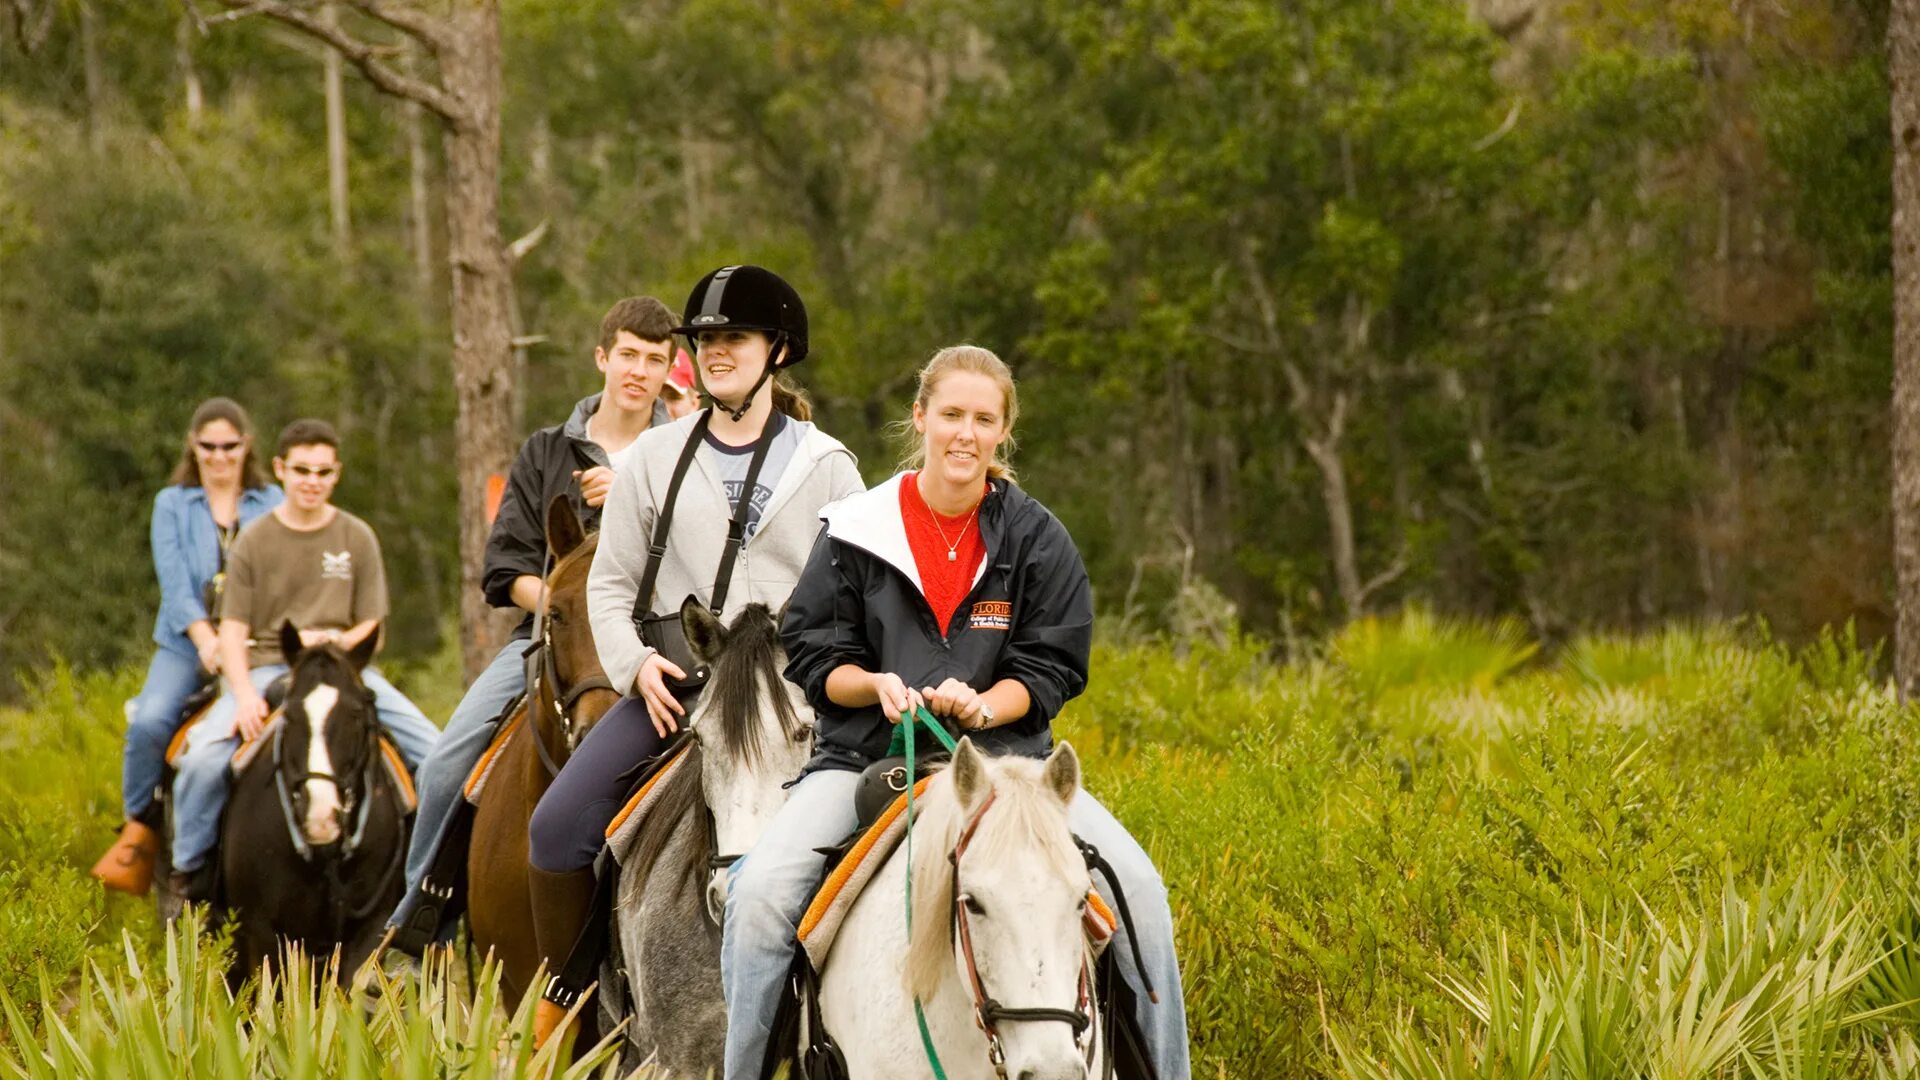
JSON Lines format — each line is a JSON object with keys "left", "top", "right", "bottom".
{"left": 321, "top": 551, "right": 353, "bottom": 580}
{"left": 703, "top": 411, "right": 803, "bottom": 541}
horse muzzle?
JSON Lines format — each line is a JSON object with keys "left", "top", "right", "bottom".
{"left": 301, "top": 778, "right": 346, "bottom": 847}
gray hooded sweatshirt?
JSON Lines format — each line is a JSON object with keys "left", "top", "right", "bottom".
{"left": 586, "top": 409, "right": 866, "bottom": 696}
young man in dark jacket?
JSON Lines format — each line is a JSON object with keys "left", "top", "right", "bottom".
{"left": 382, "top": 296, "right": 678, "bottom": 953}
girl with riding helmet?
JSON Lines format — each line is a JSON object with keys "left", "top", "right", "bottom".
{"left": 725, "top": 345, "right": 1191, "bottom": 1080}
{"left": 524, "top": 265, "right": 865, "bottom": 1045}
{"left": 91, "top": 397, "right": 283, "bottom": 897}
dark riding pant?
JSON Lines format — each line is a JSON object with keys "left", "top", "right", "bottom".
{"left": 527, "top": 695, "right": 669, "bottom": 873}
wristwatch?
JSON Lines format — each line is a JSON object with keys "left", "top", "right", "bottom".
{"left": 977, "top": 701, "right": 995, "bottom": 727}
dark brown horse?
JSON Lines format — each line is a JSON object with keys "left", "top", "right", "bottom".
{"left": 467, "top": 496, "right": 621, "bottom": 1006}
{"left": 222, "top": 623, "right": 408, "bottom": 987}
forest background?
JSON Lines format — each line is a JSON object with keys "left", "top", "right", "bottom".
{"left": 0, "top": 0, "right": 1896, "bottom": 694}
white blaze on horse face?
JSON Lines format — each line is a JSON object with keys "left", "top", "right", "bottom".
{"left": 960, "top": 839, "right": 1093, "bottom": 1079}
{"left": 300, "top": 684, "right": 344, "bottom": 846}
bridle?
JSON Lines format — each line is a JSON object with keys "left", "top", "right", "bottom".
{"left": 526, "top": 587, "right": 616, "bottom": 778}
{"left": 273, "top": 679, "right": 405, "bottom": 941}
{"left": 944, "top": 787, "right": 1097, "bottom": 1079}
{"left": 275, "top": 683, "right": 382, "bottom": 864}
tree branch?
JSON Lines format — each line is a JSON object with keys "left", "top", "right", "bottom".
{"left": 1356, "top": 545, "right": 1411, "bottom": 608}
{"left": 506, "top": 219, "right": 548, "bottom": 264}
{"left": 7, "top": 0, "right": 55, "bottom": 53}
{"left": 340, "top": 0, "right": 445, "bottom": 52}
{"left": 212, "top": 0, "right": 466, "bottom": 125}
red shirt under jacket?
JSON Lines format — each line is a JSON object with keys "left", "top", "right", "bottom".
{"left": 900, "top": 472, "right": 988, "bottom": 635}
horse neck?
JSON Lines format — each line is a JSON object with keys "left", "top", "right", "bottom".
{"left": 695, "top": 693, "right": 806, "bottom": 861}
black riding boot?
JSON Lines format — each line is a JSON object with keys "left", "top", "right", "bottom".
{"left": 529, "top": 864, "right": 599, "bottom": 1049}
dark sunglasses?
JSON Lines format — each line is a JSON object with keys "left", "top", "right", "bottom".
{"left": 287, "top": 465, "right": 338, "bottom": 479}
{"left": 196, "top": 440, "right": 244, "bottom": 453}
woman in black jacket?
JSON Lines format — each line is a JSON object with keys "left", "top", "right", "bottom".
{"left": 719, "top": 345, "right": 1190, "bottom": 1080}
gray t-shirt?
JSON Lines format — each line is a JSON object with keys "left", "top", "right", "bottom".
{"left": 703, "top": 412, "right": 803, "bottom": 541}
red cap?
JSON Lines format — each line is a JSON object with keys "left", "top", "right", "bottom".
{"left": 667, "top": 349, "right": 696, "bottom": 393}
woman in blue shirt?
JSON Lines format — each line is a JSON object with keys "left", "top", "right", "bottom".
{"left": 90, "top": 397, "right": 282, "bottom": 896}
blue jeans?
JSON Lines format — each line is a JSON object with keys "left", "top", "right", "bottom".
{"left": 387, "top": 639, "right": 528, "bottom": 930}
{"left": 123, "top": 647, "right": 209, "bottom": 820}
{"left": 719, "top": 769, "right": 1192, "bottom": 1080}
{"left": 170, "top": 664, "right": 440, "bottom": 873}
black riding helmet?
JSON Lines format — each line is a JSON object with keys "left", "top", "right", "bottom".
{"left": 674, "top": 264, "right": 809, "bottom": 421}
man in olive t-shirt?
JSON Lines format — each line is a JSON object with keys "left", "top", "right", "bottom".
{"left": 168, "top": 419, "right": 439, "bottom": 894}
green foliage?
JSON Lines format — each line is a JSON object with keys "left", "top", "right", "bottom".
{"left": 1055, "top": 612, "right": 1920, "bottom": 1075}
{"left": 0, "top": 913, "right": 630, "bottom": 1078}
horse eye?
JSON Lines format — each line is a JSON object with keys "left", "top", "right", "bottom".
{"left": 962, "top": 894, "right": 985, "bottom": 917}
{"left": 792, "top": 725, "right": 814, "bottom": 745}
{"left": 548, "top": 609, "right": 565, "bottom": 625}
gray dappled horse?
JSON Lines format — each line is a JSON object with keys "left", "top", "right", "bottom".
{"left": 607, "top": 600, "right": 814, "bottom": 1076}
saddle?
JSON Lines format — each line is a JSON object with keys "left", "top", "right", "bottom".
{"left": 460, "top": 695, "right": 529, "bottom": 805}
{"left": 160, "top": 672, "right": 295, "bottom": 768}
{"left": 796, "top": 778, "right": 1118, "bottom": 973}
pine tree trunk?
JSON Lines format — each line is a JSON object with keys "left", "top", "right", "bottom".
{"left": 1892, "top": 0, "right": 1920, "bottom": 698}
{"left": 441, "top": 1, "right": 519, "bottom": 679}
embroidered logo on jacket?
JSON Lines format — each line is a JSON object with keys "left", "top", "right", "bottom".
{"left": 321, "top": 551, "right": 353, "bottom": 581}
{"left": 969, "top": 601, "right": 1012, "bottom": 631}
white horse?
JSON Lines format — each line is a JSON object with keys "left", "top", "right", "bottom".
{"left": 609, "top": 600, "right": 815, "bottom": 1076}
{"left": 819, "top": 738, "right": 1106, "bottom": 1080}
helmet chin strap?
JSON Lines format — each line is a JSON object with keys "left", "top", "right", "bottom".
{"left": 713, "top": 333, "right": 785, "bottom": 423}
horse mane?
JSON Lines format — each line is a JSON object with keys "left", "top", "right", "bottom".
{"left": 904, "top": 756, "right": 1082, "bottom": 1001}
{"left": 626, "top": 740, "right": 705, "bottom": 889}
{"left": 286, "top": 646, "right": 368, "bottom": 719}
{"left": 701, "top": 604, "right": 799, "bottom": 768}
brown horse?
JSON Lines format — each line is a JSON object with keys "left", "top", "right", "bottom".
{"left": 467, "top": 496, "right": 621, "bottom": 1006}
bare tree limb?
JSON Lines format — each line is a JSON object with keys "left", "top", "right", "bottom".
{"left": 340, "top": 0, "right": 445, "bottom": 51}
{"left": 506, "top": 219, "right": 548, "bottom": 264}
{"left": 1356, "top": 545, "right": 1411, "bottom": 608}
{"left": 1472, "top": 98, "right": 1524, "bottom": 152}
{"left": 212, "top": 0, "right": 466, "bottom": 125}
{"left": 7, "top": 0, "right": 56, "bottom": 53}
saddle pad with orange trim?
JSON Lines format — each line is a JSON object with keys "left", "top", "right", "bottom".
{"left": 795, "top": 781, "right": 1117, "bottom": 973}
{"left": 226, "top": 714, "right": 419, "bottom": 814}
{"left": 604, "top": 741, "right": 694, "bottom": 863}
{"left": 461, "top": 704, "right": 527, "bottom": 806}
{"left": 161, "top": 700, "right": 222, "bottom": 767}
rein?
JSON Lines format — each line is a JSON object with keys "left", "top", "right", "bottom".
{"left": 898, "top": 708, "right": 1098, "bottom": 1080}
{"left": 271, "top": 684, "right": 409, "bottom": 943}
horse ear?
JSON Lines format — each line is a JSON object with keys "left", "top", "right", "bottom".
{"left": 1042, "top": 740, "right": 1080, "bottom": 806}
{"left": 346, "top": 625, "right": 379, "bottom": 671}
{"left": 546, "top": 494, "right": 587, "bottom": 559}
{"left": 680, "top": 595, "right": 727, "bottom": 662}
{"left": 279, "top": 621, "right": 303, "bottom": 664}
{"left": 952, "top": 737, "right": 987, "bottom": 809}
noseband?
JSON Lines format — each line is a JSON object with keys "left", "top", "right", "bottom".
{"left": 945, "top": 788, "right": 1097, "bottom": 1078}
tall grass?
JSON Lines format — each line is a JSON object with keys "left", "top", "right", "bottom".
{"left": 7, "top": 611, "right": 1920, "bottom": 1076}
{"left": 0, "top": 911, "right": 627, "bottom": 1077}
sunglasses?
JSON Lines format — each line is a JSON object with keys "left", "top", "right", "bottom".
{"left": 287, "top": 465, "right": 339, "bottom": 479}
{"left": 196, "top": 440, "right": 244, "bottom": 453}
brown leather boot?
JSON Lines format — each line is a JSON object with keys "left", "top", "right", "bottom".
{"left": 90, "top": 820, "right": 160, "bottom": 896}
{"left": 528, "top": 864, "right": 598, "bottom": 1051}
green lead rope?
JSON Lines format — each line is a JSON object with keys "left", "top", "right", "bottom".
{"left": 899, "top": 704, "right": 959, "bottom": 1080}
